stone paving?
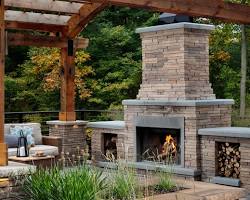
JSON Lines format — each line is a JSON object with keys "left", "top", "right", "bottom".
{"left": 144, "top": 179, "right": 247, "bottom": 200}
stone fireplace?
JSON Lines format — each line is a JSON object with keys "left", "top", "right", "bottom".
{"left": 90, "top": 22, "right": 233, "bottom": 178}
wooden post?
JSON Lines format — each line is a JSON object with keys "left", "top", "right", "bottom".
{"left": 0, "top": 0, "right": 7, "bottom": 166}
{"left": 59, "top": 46, "right": 76, "bottom": 121}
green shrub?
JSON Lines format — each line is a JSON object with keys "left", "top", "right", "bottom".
{"left": 154, "top": 170, "right": 176, "bottom": 193}
{"left": 22, "top": 166, "right": 106, "bottom": 200}
{"left": 106, "top": 164, "right": 139, "bottom": 200}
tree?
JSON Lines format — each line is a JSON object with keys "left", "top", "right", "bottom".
{"left": 209, "top": 23, "right": 242, "bottom": 104}
{"left": 5, "top": 48, "right": 94, "bottom": 111}
{"left": 240, "top": 23, "right": 247, "bottom": 118}
{"left": 81, "top": 7, "right": 158, "bottom": 110}
{"left": 240, "top": 0, "right": 248, "bottom": 118}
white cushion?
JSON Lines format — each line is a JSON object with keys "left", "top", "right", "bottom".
{"left": 8, "top": 145, "right": 59, "bottom": 157}
{"left": 5, "top": 123, "right": 42, "bottom": 145}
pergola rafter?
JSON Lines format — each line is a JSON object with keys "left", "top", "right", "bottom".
{"left": 2, "top": 0, "right": 249, "bottom": 35}
{"left": 5, "top": 10, "right": 70, "bottom": 25}
{"left": 7, "top": 33, "right": 89, "bottom": 49}
{"left": 5, "top": 0, "right": 83, "bottom": 14}
{"left": 0, "top": 0, "right": 250, "bottom": 166}
{"left": 5, "top": 21, "right": 68, "bottom": 33}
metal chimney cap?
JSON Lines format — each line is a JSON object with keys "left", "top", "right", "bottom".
{"left": 159, "top": 13, "right": 193, "bottom": 25}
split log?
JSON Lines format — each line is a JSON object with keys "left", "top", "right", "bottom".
{"left": 217, "top": 142, "right": 240, "bottom": 178}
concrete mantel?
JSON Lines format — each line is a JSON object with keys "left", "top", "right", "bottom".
{"left": 46, "top": 120, "right": 88, "bottom": 126}
{"left": 136, "top": 22, "right": 215, "bottom": 34}
{"left": 122, "top": 99, "right": 235, "bottom": 106}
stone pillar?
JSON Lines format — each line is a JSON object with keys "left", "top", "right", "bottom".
{"left": 47, "top": 121, "right": 88, "bottom": 156}
{"left": 136, "top": 22, "right": 215, "bottom": 100}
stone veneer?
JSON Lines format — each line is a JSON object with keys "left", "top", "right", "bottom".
{"left": 90, "top": 127, "right": 125, "bottom": 161}
{"left": 123, "top": 100, "right": 233, "bottom": 169}
{"left": 136, "top": 23, "right": 215, "bottom": 100}
{"left": 47, "top": 120, "right": 87, "bottom": 155}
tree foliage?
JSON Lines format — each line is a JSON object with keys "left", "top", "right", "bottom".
{"left": 4, "top": 6, "right": 250, "bottom": 112}
{"left": 5, "top": 48, "right": 93, "bottom": 111}
{"left": 209, "top": 23, "right": 250, "bottom": 106}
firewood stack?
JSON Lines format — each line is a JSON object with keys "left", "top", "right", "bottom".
{"left": 104, "top": 136, "right": 117, "bottom": 159}
{"left": 217, "top": 142, "right": 240, "bottom": 178}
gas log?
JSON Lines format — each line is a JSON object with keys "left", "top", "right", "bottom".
{"left": 217, "top": 142, "right": 240, "bottom": 179}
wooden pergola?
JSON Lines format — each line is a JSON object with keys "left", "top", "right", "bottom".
{"left": 0, "top": 0, "right": 249, "bottom": 166}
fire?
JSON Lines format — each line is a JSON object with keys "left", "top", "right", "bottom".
{"left": 158, "top": 134, "right": 177, "bottom": 162}
{"left": 165, "top": 135, "right": 177, "bottom": 152}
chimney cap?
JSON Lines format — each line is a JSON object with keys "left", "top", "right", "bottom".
{"left": 159, "top": 13, "right": 193, "bottom": 24}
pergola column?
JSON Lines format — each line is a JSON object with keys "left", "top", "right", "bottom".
{"left": 59, "top": 47, "right": 76, "bottom": 121}
{"left": 0, "top": 0, "right": 7, "bottom": 166}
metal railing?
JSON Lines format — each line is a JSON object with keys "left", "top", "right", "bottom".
{"left": 5, "top": 109, "right": 124, "bottom": 134}
{"left": 4, "top": 109, "right": 250, "bottom": 134}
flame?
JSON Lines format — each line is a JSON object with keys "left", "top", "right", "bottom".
{"left": 157, "top": 134, "right": 178, "bottom": 162}
{"left": 165, "top": 135, "right": 176, "bottom": 151}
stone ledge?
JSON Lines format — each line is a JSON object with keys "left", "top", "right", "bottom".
{"left": 0, "top": 162, "right": 36, "bottom": 178}
{"left": 97, "top": 161, "right": 201, "bottom": 177}
{"left": 198, "top": 127, "right": 250, "bottom": 138}
{"left": 213, "top": 176, "right": 241, "bottom": 187}
{"left": 46, "top": 120, "right": 88, "bottom": 126}
{"left": 87, "top": 121, "right": 125, "bottom": 130}
{"left": 122, "top": 99, "right": 234, "bottom": 106}
{"left": 136, "top": 22, "right": 215, "bottom": 34}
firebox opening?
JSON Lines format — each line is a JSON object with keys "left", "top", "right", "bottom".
{"left": 136, "top": 127, "right": 181, "bottom": 165}
{"left": 103, "top": 133, "right": 117, "bottom": 160}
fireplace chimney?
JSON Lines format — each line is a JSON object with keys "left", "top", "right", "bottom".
{"left": 136, "top": 22, "right": 216, "bottom": 100}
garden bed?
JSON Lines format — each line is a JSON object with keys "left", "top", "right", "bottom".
{"left": 2, "top": 165, "right": 246, "bottom": 200}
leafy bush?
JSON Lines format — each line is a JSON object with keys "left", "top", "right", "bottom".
{"left": 22, "top": 166, "right": 106, "bottom": 200}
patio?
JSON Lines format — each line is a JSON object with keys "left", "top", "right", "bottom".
{"left": 0, "top": 0, "right": 250, "bottom": 199}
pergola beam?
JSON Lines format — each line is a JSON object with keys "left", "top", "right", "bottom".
{"left": 5, "top": 21, "right": 68, "bottom": 33}
{"left": 93, "top": 0, "right": 250, "bottom": 24}
{"left": 5, "top": 10, "right": 70, "bottom": 25}
{"left": 67, "top": 1, "right": 108, "bottom": 38}
{"left": 5, "top": 0, "right": 83, "bottom": 14}
{"left": 7, "top": 33, "right": 89, "bottom": 49}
